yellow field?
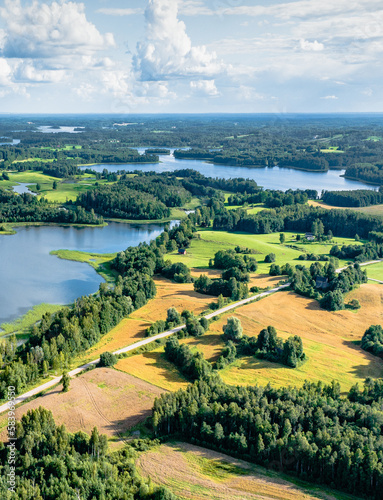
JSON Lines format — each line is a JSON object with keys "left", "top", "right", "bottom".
{"left": 309, "top": 199, "right": 383, "bottom": 216}
{"left": 219, "top": 284, "right": 383, "bottom": 391}
{"left": 75, "top": 277, "right": 215, "bottom": 365}
{"left": 116, "top": 349, "right": 188, "bottom": 392}
{"left": 0, "top": 369, "right": 164, "bottom": 448}
{"left": 118, "top": 284, "right": 383, "bottom": 393}
{"left": 137, "top": 442, "right": 358, "bottom": 500}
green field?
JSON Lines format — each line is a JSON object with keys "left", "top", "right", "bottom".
{"left": 366, "top": 136, "right": 382, "bottom": 142}
{"left": 320, "top": 147, "right": 344, "bottom": 153}
{"left": 166, "top": 229, "right": 360, "bottom": 271}
{"left": 366, "top": 262, "right": 383, "bottom": 281}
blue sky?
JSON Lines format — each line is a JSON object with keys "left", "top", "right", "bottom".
{"left": 0, "top": 0, "right": 381, "bottom": 113}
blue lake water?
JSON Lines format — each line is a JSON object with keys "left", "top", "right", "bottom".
{"left": 0, "top": 222, "right": 169, "bottom": 325}
{"left": 84, "top": 149, "right": 377, "bottom": 193}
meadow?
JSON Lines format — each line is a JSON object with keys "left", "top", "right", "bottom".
{"left": 117, "top": 283, "right": 383, "bottom": 393}
{"left": 309, "top": 199, "right": 383, "bottom": 217}
{"left": 0, "top": 368, "right": 164, "bottom": 448}
{"left": 75, "top": 277, "right": 215, "bottom": 366}
{"left": 165, "top": 229, "right": 360, "bottom": 272}
{"left": 137, "top": 442, "right": 359, "bottom": 500}
{"left": 366, "top": 262, "right": 383, "bottom": 281}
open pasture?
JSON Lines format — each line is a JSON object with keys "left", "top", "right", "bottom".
{"left": 0, "top": 368, "right": 164, "bottom": 446}
{"left": 218, "top": 284, "right": 383, "bottom": 391}
{"left": 137, "top": 442, "right": 358, "bottom": 500}
{"left": 309, "top": 199, "right": 383, "bottom": 217}
{"left": 166, "top": 229, "right": 360, "bottom": 271}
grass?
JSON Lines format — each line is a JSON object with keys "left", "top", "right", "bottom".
{"left": 116, "top": 349, "right": 189, "bottom": 392}
{"left": 120, "top": 283, "right": 383, "bottom": 394}
{"left": 366, "top": 136, "right": 382, "bottom": 142}
{"left": 309, "top": 200, "right": 383, "bottom": 217}
{"left": 320, "top": 147, "right": 344, "bottom": 153}
{"left": 0, "top": 303, "right": 63, "bottom": 337}
{"left": 185, "top": 452, "right": 246, "bottom": 481}
{"left": 74, "top": 277, "right": 214, "bottom": 366}
{"left": 165, "top": 229, "right": 360, "bottom": 271}
{"left": 366, "top": 262, "right": 383, "bottom": 281}
{"left": 137, "top": 442, "right": 360, "bottom": 500}
{"left": 50, "top": 249, "right": 117, "bottom": 283}
{"left": 218, "top": 284, "right": 383, "bottom": 392}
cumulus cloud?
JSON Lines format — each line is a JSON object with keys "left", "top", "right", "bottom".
{"left": 190, "top": 79, "right": 219, "bottom": 96}
{"left": 321, "top": 95, "right": 338, "bottom": 99}
{"left": 0, "top": 0, "right": 115, "bottom": 59}
{"left": 134, "top": 0, "right": 225, "bottom": 81}
{"left": 14, "top": 62, "right": 66, "bottom": 83}
{"left": 300, "top": 39, "right": 324, "bottom": 51}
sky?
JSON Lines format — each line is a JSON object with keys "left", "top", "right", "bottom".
{"left": 0, "top": 0, "right": 381, "bottom": 114}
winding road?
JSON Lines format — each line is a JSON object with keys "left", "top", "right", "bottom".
{"left": 1, "top": 258, "right": 381, "bottom": 415}
{"left": 0, "top": 283, "right": 289, "bottom": 415}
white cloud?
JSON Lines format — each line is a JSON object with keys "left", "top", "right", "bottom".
{"left": 190, "top": 79, "right": 219, "bottom": 96}
{"left": 0, "top": 57, "right": 13, "bottom": 86}
{"left": 134, "top": 0, "right": 225, "bottom": 81}
{"left": 300, "top": 39, "right": 324, "bottom": 51}
{"left": 321, "top": 95, "right": 338, "bottom": 99}
{"left": 14, "top": 62, "right": 66, "bottom": 83}
{"left": 96, "top": 8, "right": 144, "bottom": 16}
{"left": 0, "top": 0, "right": 115, "bottom": 60}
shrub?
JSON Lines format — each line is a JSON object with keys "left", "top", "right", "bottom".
{"left": 99, "top": 351, "right": 118, "bottom": 367}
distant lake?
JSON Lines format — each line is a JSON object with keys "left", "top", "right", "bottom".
{"left": 0, "top": 222, "right": 170, "bottom": 325}
{"left": 37, "top": 126, "right": 84, "bottom": 134}
{"left": 84, "top": 148, "right": 377, "bottom": 193}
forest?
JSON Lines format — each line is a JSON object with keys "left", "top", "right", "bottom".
{"left": 0, "top": 189, "right": 102, "bottom": 225}
{"left": 0, "top": 407, "right": 177, "bottom": 499}
{"left": 152, "top": 378, "right": 383, "bottom": 499}
{"left": 322, "top": 189, "right": 383, "bottom": 207}
{"left": 1, "top": 115, "right": 383, "bottom": 499}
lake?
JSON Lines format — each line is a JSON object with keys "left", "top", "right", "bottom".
{"left": 84, "top": 148, "right": 377, "bottom": 193}
{"left": 0, "top": 222, "right": 170, "bottom": 325}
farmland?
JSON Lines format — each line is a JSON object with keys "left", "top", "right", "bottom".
{"left": 309, "top": 199, "right": 383, "bottom": 217}
{"left": 75, "top": 276, "right": 215, "bottom": 366}
{"left": 117, "top": 283, "right": 383, "bottom": 393}
{"left": 137, "top": 442, "right": 358, "bottom": 500}
{"left": 219, "top": 284, "right": 383, "bottom": 391}
{"left": 0, "top": 368, "right": 164, "bottom": 447}
{"left": 366, "top": 261, "right": 383, "bottom": 281}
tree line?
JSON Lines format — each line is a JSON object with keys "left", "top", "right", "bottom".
{"left": 0, "top": 406, "right": 178, "bottom": 499}
{"left": 322, "top": 189, "right": 383, "bottom": 207}
{"left": 152, "top": 377, "right": 383, "bottom": 499}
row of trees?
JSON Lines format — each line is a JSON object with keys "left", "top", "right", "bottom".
{"left": 322, "top": 189, "right": 383, "bottom": 207}
{"left": 152, "top": 378, "right": 383, "bottom": 499}
{"left": 0, "top": 189, "right": 102, "bottom": 225}
{"left": 214, "top": 204, "right": 383, "bottom": 239}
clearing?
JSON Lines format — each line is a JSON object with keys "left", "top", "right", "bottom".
{"left": 166, "top": 229, "right": 361, "bottom": 271}
{"left": 0, "top": 368, "right": 164, "bottom": 446}
{"left": 366, "top": 262, "right": 383, "bottom": 281}
{"left": 137, "top": 441, "right": 357, "bottom": 500}
{"left": 309, "top": 200, "right": 383, "bottom": 217}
